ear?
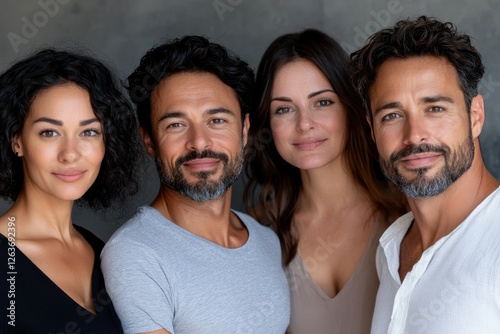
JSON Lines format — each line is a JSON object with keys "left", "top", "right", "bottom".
{"left": 242, "top": 113, "right": 250, "bottom": 147}
{"left": 366, "top": 114, "right": 375, "bottom": 141}
{"left": 11, "top": 134, "right": 23, "bottom": 157}
{"left": 470, "top": 94, "right": 485, "bottom": 140}
{"left": 139, "top": 126, "right": 155, "bottom": 158}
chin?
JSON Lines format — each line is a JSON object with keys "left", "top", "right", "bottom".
{"left": 51, "top": 186, "right": 92, "bottom": 202}
{"left": 292, "top": 158, "right": 330, "bottom": 171}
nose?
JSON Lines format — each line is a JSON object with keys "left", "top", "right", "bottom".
{"left": 186, "top": 124, "right": 213, "bottom": 151}
{"left": 58, "top": 136, "right": 81, "bottom": 163}
{"left": 296, "top": 108, "right": 314, "bottom": 132}
{"left": 403, "top": 113, "right": 429, "bottom": 146}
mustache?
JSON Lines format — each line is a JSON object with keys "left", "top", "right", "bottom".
{"left": 175, "top": 150, "right": 229, "bottom": 168}
{"left": 390, "top": 143, "right": 449, "bottom": 163}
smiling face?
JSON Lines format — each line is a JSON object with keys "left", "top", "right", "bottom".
{"left": 368, "top": 56, "right": 483, "bottom": 198}
{"left": 269, "top": 59, "right": 348, "bottom": 170}
{"left": 14, "top": 83, "right": 105, "bottom": 202}
{"left": 143, "top": 71, "right": 249, "bottom": 202}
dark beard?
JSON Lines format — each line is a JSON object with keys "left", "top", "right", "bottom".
{"left": 155, "top": 147, "right": 244, "bottom": 201}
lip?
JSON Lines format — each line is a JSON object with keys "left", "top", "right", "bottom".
{"left": 183, "top": 158, "right": 220, "bottom": 171}
{"left": 293, "top": 138, "right": 327, "bottom": 151}
{"left": 53, "top": 169, "right": 86, "bottom": 182}
{"left": 399, "top": 152, "right": 442, "bottom": 169}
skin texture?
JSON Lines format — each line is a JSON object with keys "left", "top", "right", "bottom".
{"left": 15, "top": 84, "right": 105, "bottom": 201}
{"left": 1, "top": 83, "right": 105, "bottom": 313}
{"left": 269, "top": 59, "right": 380, "bottom": 298}
{"left": 368, "top": 56, "right": 499, "bottom": 280}
{"left": 270, "top": 59, "right": 347, "bottom": 170}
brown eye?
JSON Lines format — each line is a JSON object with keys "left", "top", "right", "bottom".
{"left": 82, "top": 129, "right": 101, "bottom": 137}
{"left": 274, "top": 106, "right": 292, "bottom": 115}
{"left": 40, "top": 130, "right": 57, "bottom": 137}
{"left": 317, "top": 99, "right": 333, "bottom": 107}
{"left": 429, "top": 106, "right": 445, "bottom": 113}
{"left": 381, "top": 113, "right": 400, "bottom": 121}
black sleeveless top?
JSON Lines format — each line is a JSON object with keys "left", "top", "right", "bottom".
{"left": 1, "top": 225, "right": 123, "bottom": 333}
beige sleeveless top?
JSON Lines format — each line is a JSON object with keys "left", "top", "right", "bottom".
{"left": 285, "top": 221, "right": 384, "bottom": 334}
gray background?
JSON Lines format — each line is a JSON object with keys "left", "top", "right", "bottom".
{"left": 1, "top": 0, "right": 499, "bottom": 241}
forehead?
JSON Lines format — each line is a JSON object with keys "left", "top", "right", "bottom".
{"left": 28, "top": 83, "right": 94, "bottom": 119}
{"left": 272, "top": 59, "right": 331, "bottom": 93}
{"left": 150, "top": 72, "right": 240, "bottom": 118}
{"left": 369, "top": 56, "right": 463, "bottom": 104}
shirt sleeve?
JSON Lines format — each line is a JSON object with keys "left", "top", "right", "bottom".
{"left": 101, "top": 237, "right": 175, "bottom": 334}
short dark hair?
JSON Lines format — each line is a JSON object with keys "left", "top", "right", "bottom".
{"left": 350, "top": 16, "right": 485, "bottom": 115}
{"left": 0, "top": 49, "right": 143, "bottom": 209}
{"left": 126, "top": 35, "right": 255, "bottom": 137}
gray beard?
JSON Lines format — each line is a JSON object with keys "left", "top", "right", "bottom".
{"left": 155, "top": 146, "right": 244, "bottom": 202}
{"left": 380, "top": 132, "right": 474, "bottom": 198}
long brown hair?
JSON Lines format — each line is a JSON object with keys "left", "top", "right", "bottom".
{"left": 244, "top": 29, "right": 405, "bottom": 265}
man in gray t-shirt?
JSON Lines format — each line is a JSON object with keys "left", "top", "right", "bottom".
{"left": 101, "top": 36, "right": 290, "bottom": 334}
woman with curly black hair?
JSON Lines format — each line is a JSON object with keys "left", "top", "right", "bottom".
{"left": 0, "top": 49, "right": 143, "bottom": 333}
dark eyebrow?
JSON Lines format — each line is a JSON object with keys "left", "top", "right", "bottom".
{"left": 271, "top": 96, "right": 292, "bottom": 103}
{"left": 420, "top": 95, "right": 454, "bottom": 104}
{"left": 206, "top": 108, "right": 234, "bottom": 116}
{"left": 80, "top": 118, "right": 100, "bottom": 126}
{"left": 158, "top": 108, "right": 235, "bottom": 123}
{"left": 33, "top": 117, "right": 100, "bottom": 126}
{"left": 374, "top": 95, "right": 455, "bottom": 116}
{"left": 308, "top": 89, "right": 335, "bottom": 99}
{"left": 271, "top": 89, "right": 335, "bottom": 103}
{"left": 33, "top": 117, "right": 63, "bottom": 126}
{"left": 374, "top": 102, "right": 403, "bottom": 116}
{"left": 158, "top": 111, "right": 185, "bottom": 123}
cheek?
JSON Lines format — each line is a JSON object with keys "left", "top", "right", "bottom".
{"left": 23, "top": 141, "right": 58, "bottom": 168}
{"left": 85, "top": 141, "right": 106, "bottom": 165}
{"left": 270, "top": 121, "right": 290, "bottom": 153}
{"left": 374, "top": 132, "right": 397, "bottom": 159}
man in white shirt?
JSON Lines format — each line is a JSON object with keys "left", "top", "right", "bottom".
{"left": 351, "top": 16, "right": 500, "bottom": 333}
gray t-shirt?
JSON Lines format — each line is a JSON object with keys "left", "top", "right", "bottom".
{"left": 101, "top": 206, "right": 290, "bottom": 334}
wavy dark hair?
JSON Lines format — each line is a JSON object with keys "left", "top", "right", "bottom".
{"left": 350, "top": 16, "right": 485, "bottom": 116}
{"left": 126, "top": 35, "right": 255, "bottom": 137}
{"left": 0, "top": 49, "right": 143, "bottom": 209}
{"left": 244, "top": 29, "right": 406, "bottom": 265}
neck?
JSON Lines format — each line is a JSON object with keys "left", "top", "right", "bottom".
{"left": 407, "top": 154, "right": 499, "bottom": 250}
{"left": 5, "top": 188, "right": 75, "bottom": 241}
{"left": 151, "top": 186, "right": 246, "bottom": 248}
{"left": 297, "top": 159, "right": 374, "bottom": 221}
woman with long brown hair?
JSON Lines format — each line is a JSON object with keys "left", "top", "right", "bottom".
{"left": 244, "top": 29, "right": 406, "bottom": 333}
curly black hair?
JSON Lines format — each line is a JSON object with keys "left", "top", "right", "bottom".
{"left": 0, "top": 49, "right": 143, "bottom": 209}
{"left": 350, "top": 16, "right": 485, "bottom": 115}
{"left": 126, "top": 35, "right": 255, "bottom": 137}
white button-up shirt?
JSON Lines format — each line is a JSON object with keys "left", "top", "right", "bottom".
{"left": 371, "top": 187, "right": 500, "bottom": 334}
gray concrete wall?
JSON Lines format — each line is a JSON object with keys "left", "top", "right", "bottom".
{"left": 1, "top": 0, "right": 499, "bottom": 240}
